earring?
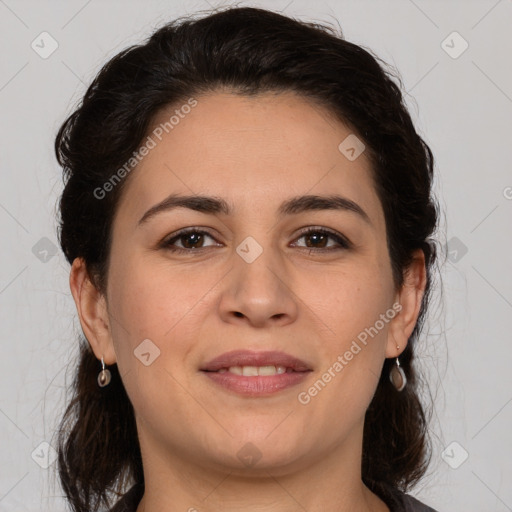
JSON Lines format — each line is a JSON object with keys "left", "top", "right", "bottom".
{"left": 97, "top": 356, "right": 111, "bottom": 387}
{"left": 389, "top": 345, "right": 406, "bottom": 392}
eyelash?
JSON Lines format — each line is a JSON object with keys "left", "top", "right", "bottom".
{"left": 160, "top": 226, "right": 351, "bottom": 254}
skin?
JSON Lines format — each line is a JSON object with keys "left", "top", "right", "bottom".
{"left": 70, "top": 91, "right": 426, "bottom": 512}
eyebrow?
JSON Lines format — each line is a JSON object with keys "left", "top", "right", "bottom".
{"left": 138, "top": 193, "right": 372, "bottom": 226}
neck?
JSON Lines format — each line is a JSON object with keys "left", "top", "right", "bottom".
{"left": 134, "top": 423, "right": 389, "bottom": 512}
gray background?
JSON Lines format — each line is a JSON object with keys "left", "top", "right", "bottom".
{"left": 1, "top": 0, "right": 511, "bottom": 511}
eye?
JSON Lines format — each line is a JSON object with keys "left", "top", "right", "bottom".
{"left": 291, "top": 227, "right": 351, "bottom": 251}
{"left": 160, "top": 226, "right": 351, "bottom": 254}
{"left": 161, "top": 228, "right": 220, "bottom": 253}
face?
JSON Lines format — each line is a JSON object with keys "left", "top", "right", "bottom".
{"left": 91, "top": 91, "right": 408, "bottom": 476}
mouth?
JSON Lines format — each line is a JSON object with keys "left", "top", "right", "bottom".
{"left": 201, "top": 349, "right": 312, "bottom": 373}
{"left": 200, "top": 350, "right": 313, "bottom": 396}
{"left": 207, "top": 365, "right": 300, "bottom": 376}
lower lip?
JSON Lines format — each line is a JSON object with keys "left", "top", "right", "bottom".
{"left": 201, "top": 370, "right": 311, "bottom": 396}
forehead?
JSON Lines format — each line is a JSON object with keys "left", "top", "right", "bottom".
{"left": 115, "top": 91, "right": 383, "bottom": 228}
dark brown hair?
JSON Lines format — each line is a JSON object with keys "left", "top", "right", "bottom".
{"left": 55, "top": 6, "right": 439, "bottom": 511}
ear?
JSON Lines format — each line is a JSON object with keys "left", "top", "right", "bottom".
{"left": 386, "top": 249, "right": 427, "bottom": 358}
{"left": 69, "top": 257, "right": 117, "bottom": 365}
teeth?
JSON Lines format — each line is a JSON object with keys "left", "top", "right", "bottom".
{"left": 224, "top": 365, "right": 289, "bottom": 376}
{"left": 258, "top": 365, "right": 279, "bottom": 376}
{"left": 242, "top": 366, "right": 259, "bottom": 376}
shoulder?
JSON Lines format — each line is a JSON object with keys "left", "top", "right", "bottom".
{"left": 372, "top": 482, "right": 440, "bottom": 512}
{"left": 387, "top": 490, "right": 437, "bottom": 512}
{"left": 400, "top": 493, "right": 439, "bottom": 512}
{"left": 109, "top": 483, "right": 144, "bottom": 512}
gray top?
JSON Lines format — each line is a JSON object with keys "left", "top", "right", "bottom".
{"left": 110, "top": 482, "right": 440, "bottom": 512}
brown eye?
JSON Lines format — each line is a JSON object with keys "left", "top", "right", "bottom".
{"left": 304, "top": 231, "right": 328, "bottom": 248}
{"left": 292, "top": 228, "right": 350, "bottom": 251}
{"left": 178, "top": 232, "right": 206, "bottom": 249}
{"left": 163, "top": 229, "right": 219, "bottom": 252}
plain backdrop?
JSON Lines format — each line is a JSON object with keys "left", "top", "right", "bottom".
{"left": 1, "top": 0, "right": 511, "bottom": 511}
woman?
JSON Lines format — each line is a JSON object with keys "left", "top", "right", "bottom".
{"left": 55, "top": 6, "right": 440, "bottom": 512}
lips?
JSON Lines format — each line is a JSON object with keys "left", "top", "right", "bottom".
{"left": 200, "top": 350, "right": 313, "bottom": 396}
{"left": 200, "top": 350, "right": 312, "bottom": 373}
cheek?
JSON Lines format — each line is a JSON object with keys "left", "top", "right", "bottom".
{"left": 109, "top": 254, "right": 202, "bottom": 336}
{"left": 107, "top": 254, "right": 225, "bottom": 381}
{"left": 298, "top": 270, "right": 393, "bottom": 429}
{"left": 106, "top": 257, "right": 205, "bottom": 421}
{"left": 306, "top": 263, "right": 393, "bottom": 348}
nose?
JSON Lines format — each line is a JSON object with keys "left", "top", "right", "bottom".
{"left": 218, "top": 245, "right": 299, "bottom": 328}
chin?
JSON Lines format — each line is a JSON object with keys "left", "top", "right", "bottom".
{"left": 204, "top": 428, "right": 309, "bottom": 473}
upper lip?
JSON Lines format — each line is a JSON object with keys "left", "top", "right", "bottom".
{"left": 200, "top": 350, "right": 312, "bottom": 372}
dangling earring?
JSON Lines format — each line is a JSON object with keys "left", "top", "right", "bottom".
{"left": 97, "top": 356, "right": 111, "bottom": 387}
{"left": 389, "top": 345, "right": 407, "bottom": 392}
